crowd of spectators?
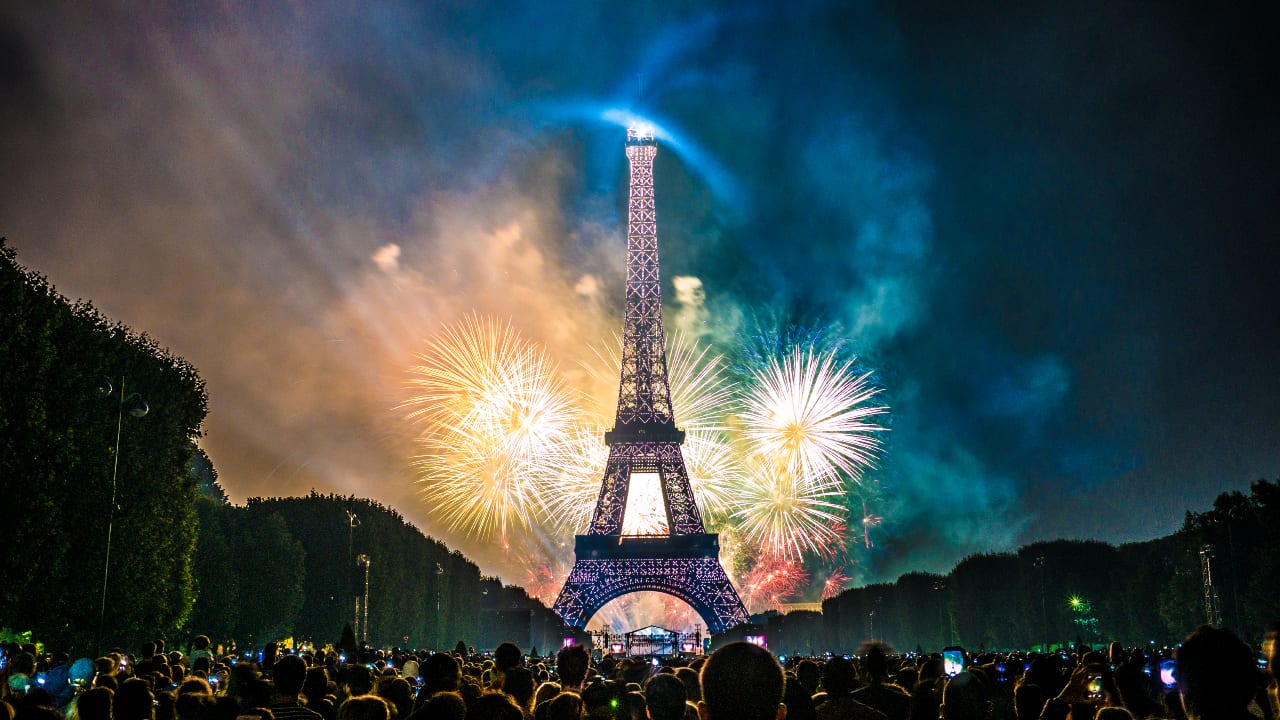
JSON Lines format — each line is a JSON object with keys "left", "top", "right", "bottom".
{"left": 1, "top": 623, "right": 1276, "bottom": 720}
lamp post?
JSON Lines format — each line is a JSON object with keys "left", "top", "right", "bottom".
{"left": 346, "top": 510, "right": 359, "bottom": 635}
{"left": 97, "top": 376, "right": 148, "bottom": 655}
{"left": 356, "top": 553, "right": 371, "bottom": 645}
{"left": 1033, "top": 555, "right": 1047, "bottom": 650}
{"left": 1226, "top": 504, "right": 1243, "bottom": 631}
{"left": 435, "top": 562, "right": 444, "bottom": 650}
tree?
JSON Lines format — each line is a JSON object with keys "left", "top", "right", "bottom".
{"left": 232, "top": 503, "right": 305, "bottom": 645}
{"left": 0, "top": 239, "right": 207, "bottom": 650}
{"left": 188, "top": 498, "right": 239, "bottom": 643}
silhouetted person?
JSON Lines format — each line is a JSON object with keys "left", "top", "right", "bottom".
{"left": 77, "top": 687, "right": 115, "bottom": 720}
{"left": 782, "top": 674, "right": 817, "bottom": 720}
{"left": 1174, "top": 626, "right": 1256, "bottom": 720}
{"left": 502, "top": 667, "right": 535, "bottom": 716}
{"left": 543, "top": 693, "right": 582, "bottom": 720}
{"left": 174, "top": 693, "right": 220, "bottom": 720}
{"left": 853, "top": 644, "right": 911, "bottom": 720}
{"left": 419, "top": 692, "right": 466, "bottom": 720}
{"left": 939, "top": 672, "right": 991, "bottom": 720}
{"left": 1012, "top": 682, "right": 1046, "bottom": 720}
{"left": 493, "top": 644, "right": 523, "bottom": 687}
{"left": 698, "top": 642, "right": 785, "bottom": 720}
{"left": 815, "top": 657, "right": 886, "bottom": 720}
{"left": 675, "top": 667, "right": 701, "bottom": 704}
{"left": 339, "top": 696, "right": 391, "bottom": 720}
{"left": 419, "top": 653, "right": 463, "bottom": 700}
{"left": 115, "top": 678, "right": 157, "bottom": 720}
{"left": 270, "top": 656, "right": 322, "bottom": 720}
{"left": 302, "top": 668, "right": 337, "bottom": 720}
{"left": 376, "top": 677, "right": 414, "bottom": 720}
{"left": 646, "top": 673, "right": 690, "bottom": 720}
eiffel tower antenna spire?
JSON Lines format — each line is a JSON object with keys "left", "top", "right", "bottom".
{"left": 609, "top": 126, "right": 681, "bottom": 444}
{"left": 552, "top": 128, "right": 748, "bottom": 635}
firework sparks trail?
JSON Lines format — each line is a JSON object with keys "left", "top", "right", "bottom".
{"left": 404, "top": 314, "right": 579, "bottom": 541}
{"left": 860, "top": 501, "right": 883, "bottom": 549}
{"left": 739, "top": 347, "right": 887, "bottom": 487}
{"left": 822, "top": 566, "right": 851, "bottom": 600}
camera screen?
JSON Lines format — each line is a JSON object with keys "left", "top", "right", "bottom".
{"left": 943, "top": 650, "right": 964, "bottom": 676}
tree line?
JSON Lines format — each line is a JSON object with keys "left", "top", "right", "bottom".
{"left": 188, "top": 491, "right": 566, "bottom": 652}
{"left": 758, "top": 479, "right": 1280, "bottom": 656}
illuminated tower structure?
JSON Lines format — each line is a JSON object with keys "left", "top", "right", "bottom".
{"left": 552, "top": 128, "right": 748, "bottom": 634}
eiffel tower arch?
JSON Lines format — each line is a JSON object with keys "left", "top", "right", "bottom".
{"left": 552, "top": 128, "right": 748, "bottom": 635}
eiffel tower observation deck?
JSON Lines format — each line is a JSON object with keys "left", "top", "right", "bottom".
{"left": 551, "top": 128, "right": 748, "bottom": 635}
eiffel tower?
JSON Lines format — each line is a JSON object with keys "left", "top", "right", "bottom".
{"left": 551, "top": 128, "right": 748, "bottom": 634}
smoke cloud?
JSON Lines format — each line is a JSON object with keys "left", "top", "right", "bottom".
{"left": 3, "top": 0, "right": 1277, "bottom": 601}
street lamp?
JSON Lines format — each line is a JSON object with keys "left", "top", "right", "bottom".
{"left": 356, "top": 553, "right": 372, "bottom": 645}
{"left": 1033, "top": 555, "right": 1047, "bottom": 650}
{"left": 346, "top": 510, "right": 360, "bottom": 636}
{"left": 435, "top": 562, "right": 444, "bottom": 650}
{"left": 97, "top": 376, "right": 148, "bottom": 655}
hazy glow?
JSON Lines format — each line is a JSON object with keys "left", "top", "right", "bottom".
{"left": 621, "top": 472, "right": 670, "bottom": 536}
{"left": 586, "top": 591, "right": 704, "bottom": 634}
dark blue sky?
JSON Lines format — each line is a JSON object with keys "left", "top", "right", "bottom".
{"left": 2, "top": 0, "right": 1277, "bottom": 584}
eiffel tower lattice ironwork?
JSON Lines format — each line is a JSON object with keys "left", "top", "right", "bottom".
{"left": 551, "top": 128, "right": 748, "bottom": 634}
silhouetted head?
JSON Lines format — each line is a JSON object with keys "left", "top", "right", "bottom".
{"left": 644, "top": 673, "right": 687, "bottom": 720}
{"left": 273, "top": 655, "right": 308, "bottom": 696}
{"left": 494, "top": 643, "right": 522, "bottom": 673}
{"left": 556, "top": 645, "right": 590, "bottom": 688}
{"left": 941, "top": 671, "right": 992, "bottom": 720}
{"left": 822, "top": 657, "right": 857, "bottom": 696}
{"left": 1175, "top": 625, "right": 1256, "bottom": 719}
{"left": 699, "top": 642, "right": 784, "bottom": 720}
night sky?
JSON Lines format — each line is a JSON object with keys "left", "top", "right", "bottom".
{"left": 3, "top": 1, "right": 1278, "bottom": 586}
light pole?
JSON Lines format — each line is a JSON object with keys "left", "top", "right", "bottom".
{"left": 97, "top": 376, "right": 148, "bottom": 655}
{"left": 1033, "top": 555, "right": 1047, "bottom": 650}
{"left": 346, "top": 510, "right": 359, "bottom": 635}
{"left": 356, "top": 553, "right": 371, "bottom": 645}
{"left": 1226, "top": 505, "right": 1243, "bottom": 631}
{"left": 435, "top": 563, "right": 444, "bottom": 650}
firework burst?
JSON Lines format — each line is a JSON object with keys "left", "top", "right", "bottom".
{"left": 681, "top": 427, "right": 743, "bottom": 520}
{"left": 859, "top": 501, "right": 884, "bottom": 549}
{"left": 730, "top": 458, "right": 847, "bottom": 561}
{"left": 404, "top": 314, "right": 579, "bottom": 541}
{"left": 739, "top": 557, "right": 811, "bottom": 612}
{"left": 739, "top": 347, "right": 887, "bottom": 486}
{"left": 821, "top": 566, "right": 851, "bottom": 600}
